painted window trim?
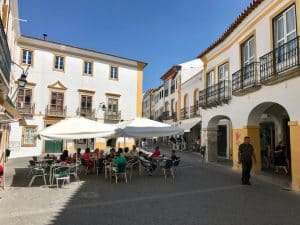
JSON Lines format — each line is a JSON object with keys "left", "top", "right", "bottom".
{"left": 109, "top": 65, "right": 119, "bottom": 81}
{"left": 217, "top": 62, "right": 229, "bottom": 82}
{"left": 82, "top": 60, "right": 94, "bottom": 76}
{"left": 21, "top": 125, "right": 38, "bottom": 147}
{"left": 20, "top": 48, "right": 34, "bottom": 67}
{"left": 53, "top": 54, "right": 66, "bottom": 72}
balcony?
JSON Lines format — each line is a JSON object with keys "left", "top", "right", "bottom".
{"left": 76, "top": 107, "right": 95, "bottom": 120}
{"left": 180, "top": 107, "right": 189, "bottom": 120}
{"left": 45, "top": 105, "right": 67, "bottom": 117}
{"left": 199, "top": 80, "right": 231, "bottom": 109}
{"left": 190, "top": 104, "right": 200, "bottom": 118}
{"left": 232, "top": 62, "right": 261, "bottom": 95}
{"left": 17, "top": 103, "right": 35, "bottom": 116}
{"left": 260, "top": 36, "right": 300, "bottom": 84}
{"left": 104, "top": 110, "right": 121, "bottom": 121}
{"left": 0, "top": 18, "right": 11, "bottom": 90}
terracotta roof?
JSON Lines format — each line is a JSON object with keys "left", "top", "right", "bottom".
{"left": 198, "top": 0, "right": 264, "bottom": 59}
{"left": 160, "top": 65, "right": 182, "bottom": 80}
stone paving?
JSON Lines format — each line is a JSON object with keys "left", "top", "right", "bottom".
{"left": 0, "top": 145, "right": 300, "bottom": 225}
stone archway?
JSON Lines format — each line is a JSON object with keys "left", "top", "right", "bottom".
{"left": 206, "top": 115, "right": 232, "bottom": 162}
{"left": 247, "top": 102, "right": 290, "bottom": 173}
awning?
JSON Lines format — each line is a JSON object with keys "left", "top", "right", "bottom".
{"left": 177, "top": 117, "right": 201, "bottom": 132}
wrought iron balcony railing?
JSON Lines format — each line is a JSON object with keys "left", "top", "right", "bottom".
{"left": 45, "top": 105, "right": 67, "bottom": 117}
{"left": 180, "top": 107, "right": 189, "bottom": 120}
{"left": 17, "top": 103, "right": 35, "bottom": 116}
{"left": 260, "top": 36, "right": 300, "bottom": 83}
{"left": 190, "top": 104, "right": 200, "bottom": 118}
{"left": 104, "top": 110, "right": 121, "bottom": 121}
{"left": 232, "top": 62, "right": 260, "bottom": 94}
{"left": 76, "top": 107, "right": 95, "bottom": 119}
{"left": 0, "top": 18, "right": 11, "bottom": 85}
{"left": 199, "top": 80, "right": 231, "bottom": 109}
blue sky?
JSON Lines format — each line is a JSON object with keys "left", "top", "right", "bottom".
{"left": 18, "top": 0, "right": 252, "bottom": 92}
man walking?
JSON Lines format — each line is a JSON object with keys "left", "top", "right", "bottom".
{"left": 238, "top": 136, "right": 256, "bottom": 185}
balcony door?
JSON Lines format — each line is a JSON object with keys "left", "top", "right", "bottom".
{"left": 81, "top": 95, "right": 92, "bottom": 114}
{"left": 17, "top": 88, "right": 32, "bottom": 109}
{"left": 50, "top": 92, "right": 64, "bottom": 112}
{"left": 273, "top": 5, "right": 297, "bottom": 70}
{"left": 241, "top": 37, "right": 255, "bottom": 86}
{"left": 206, "top": 70, "right": 216, "bottom": 104}
{"left": 107, "top": 98, "right": 118, "bottom": 115}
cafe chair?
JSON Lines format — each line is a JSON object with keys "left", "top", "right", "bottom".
{"left": 160, "top": 159, "right": 174, "bottom": 180}
{"left": 28, "top": 167, "right": 47, "bottom": 187}
{"left": 52, "top": 166, "right": 70, "bottom": 188}
{"left": 112, "top": 163, "right": 127, "bottom": 184}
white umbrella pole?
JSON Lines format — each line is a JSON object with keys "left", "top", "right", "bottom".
{"left": 123, "top": 136, "right": 125, "bottom": 148}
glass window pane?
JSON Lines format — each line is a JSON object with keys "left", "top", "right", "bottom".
{"left": 277, "top": 17, "right": 284, "bottom": 41}
{"left": 249, "top": 38, "right": 254, "bottom": 58}
{"left": 286, "top": 7, "right": 296, "bottom": 34}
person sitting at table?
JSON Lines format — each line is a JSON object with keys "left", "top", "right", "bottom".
{"left": 138, "top": 151, "right": 156, "bottom": 174}
{"left": 93, "top": 148, "right": 100, "bottom": 159}
{"left": 106, "top": 148, "right": 116, "bottom": 162}
{"left": 97, "top": 150, "right": 105, "bottom": 174}
{"left": 118, "top": 148, "right": 124, "bottom": 155}
{"left": 60, "top": 150, "right": 69, "bottom": 162}
{"left": 129, "top": 145, "right": 139, "bottom": 158}
{"left": 170, "top": 150, "right": 179, "bottom": 161}
{"left": 82, "top": 148, "right": 93, "bottom": 168}
{"left": 73, "top": 148, "right": 82, "bottom": 162}
{"left": 150, "top": 146, "right": 161, "bottom": 159}
{"left": 124, "top": 147, "right": 131, "bottom": 159}
{"left": 113, "top": 151, "right": 127, "bottom": 169}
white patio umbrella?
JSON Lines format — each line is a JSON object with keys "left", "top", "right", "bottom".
{"left": 116, "top": 117, "right": 184, "bottom": 138}
{"left": 39, "top": 117, "right": 117, "bottom": 179}
{"left": 39, "top": 117, "right": 117, "bottom": 140}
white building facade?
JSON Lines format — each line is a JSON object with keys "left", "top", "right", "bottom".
{"left": 198, "top": 0, "right": 300, "bottom": 190}
{"left": 9, "top": 36, "right": 146, "bottom": 158}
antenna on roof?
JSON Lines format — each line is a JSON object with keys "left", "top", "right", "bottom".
{"left": 42, "top": 33, "right": 48, "bottom": 40}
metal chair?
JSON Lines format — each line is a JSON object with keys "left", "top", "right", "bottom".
{"left": 160, "top": 159, "right": 174, "bottom": 180}
{"left": 69, "top": 164, "right": 80, "bottom": 183}
{"left": 28, "top": 167, "right": 47, "bottom": 187}
{"left": 52, "top": 166, "right": 70, "bottom": 188}
{"left": 112, "top": 163, "right": 127, "bottom": 184}
{"left": 126, "top": 158, "right": 139, "bottom": 181}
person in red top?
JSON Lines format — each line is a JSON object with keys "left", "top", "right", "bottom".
{"left": 82, "top": 148, "right": 93, "bottom": 168}
{"left": 0, "top": 165, "right": 3, "bottom": 186}
{"left": 150, "top": 146, "right": 161, "bottom": 159}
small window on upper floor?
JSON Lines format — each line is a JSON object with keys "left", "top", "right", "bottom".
{"left": 83, "top": 61, "right": 93, "bottom": 75}
{"left": 218, "top": 63, "right": 229, "bottom": 82}
{"left": 21, "top": 49, "right": 33, "bottom": 65}
{"left": 110, "top": 66, "right": 118, "bottom": 80}
{"left": 54, "top": 55, "right": 65, "bottom": 71}
{"left": 206, "top": 70, "right": 215, "bottom": 87}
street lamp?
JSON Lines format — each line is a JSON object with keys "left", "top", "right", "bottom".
{"left": 17, "top": 72, "right": 27, "bottom": 88}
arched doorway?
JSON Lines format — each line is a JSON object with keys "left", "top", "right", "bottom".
{"left": 248, "top": 102, "right": 291, "bottom": 175}
{"left": 206, "top": 115, "right": 232, "bottom": 162}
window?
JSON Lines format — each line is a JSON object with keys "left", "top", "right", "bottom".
{"left": 110, "top": 66, "right": 118, "bottom": 80}
{"left": 83, "top": 61, "right": 93, "bottom": 75}
{"left": 164, "top": 81, "right": 169, "bottom": 97}
{"left": 81, "top": 95, "right": 92, "bottom": 110}
{"left": 206, "top": 70, "right": 215, "bottom": 87}
{"left": 22, "top": 126, "right": 37, "bottom": 147}
{"left": 17, "top": 88, "right": 32, "bottom": 108}
{"left": 107, "top": 98, "right": 118, "bottom": 112}
{"left": 218, "top": 63, "right": 229, "bottom": 82}
{"left": 54, "top": 55, "right": 65, "bottom": 71}
{"left": 241, "top": 37, "right": 254, "bottom": 67}
{"left": 21, "top": 49, "right": 33, "bottom": 65}
{"left": 274, "top": 5, "right": 296, "bottom": 47}
{"left": 50, "top": 92, "right": 64, "bottom": 111}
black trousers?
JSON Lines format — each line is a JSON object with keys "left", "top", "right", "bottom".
{"left": 242, "top": 160, "right": 252, "bottom": 184}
